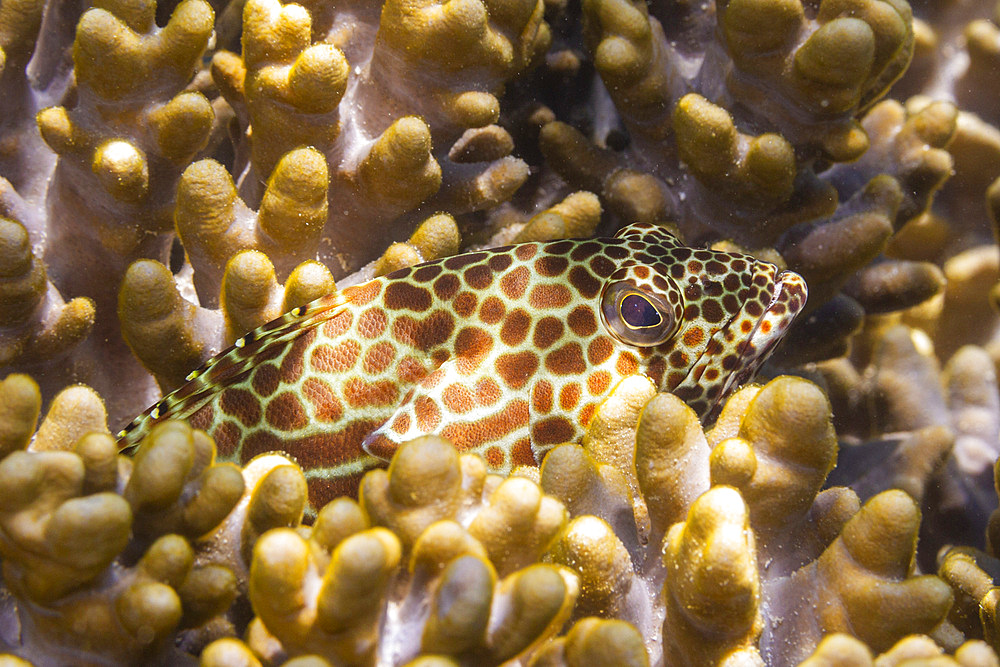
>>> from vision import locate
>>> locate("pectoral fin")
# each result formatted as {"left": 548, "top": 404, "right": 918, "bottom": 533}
{"left": 361, "top": 359, "right": 533, "bottom": 470}
{"left": 361, "top": 359, "right": 462, "bottom": 460}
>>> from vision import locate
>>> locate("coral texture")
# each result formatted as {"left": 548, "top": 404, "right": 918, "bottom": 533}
{"left": 0, "top": 372, "right": 988, "bottom": 665}
{"left": 2, "top": 0, "right": 1000, "bottom": 663}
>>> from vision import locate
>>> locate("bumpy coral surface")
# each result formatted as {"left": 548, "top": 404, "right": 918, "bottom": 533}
{"left": 3, "top": 0, "right": 1000, "bottom": 663}
{"left": 1, "top": 371, "right": 991, "bottom": 665}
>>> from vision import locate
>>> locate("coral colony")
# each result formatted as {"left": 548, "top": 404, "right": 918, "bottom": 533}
{"left": 1, "top": 0, "right": 1000, "bottom": 664}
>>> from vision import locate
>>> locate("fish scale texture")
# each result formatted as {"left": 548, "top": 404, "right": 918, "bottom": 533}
{"left": 118, "top": 223, "right": 806, "bottom": 509}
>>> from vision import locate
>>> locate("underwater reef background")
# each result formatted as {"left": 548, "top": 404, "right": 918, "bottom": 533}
{"left": 2, "top": 0, "right": 1000, "bottom": 664}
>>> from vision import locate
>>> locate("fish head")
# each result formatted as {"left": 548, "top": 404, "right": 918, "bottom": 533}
{"left": 600, "top": 223, "right": 808, "bottom": 420}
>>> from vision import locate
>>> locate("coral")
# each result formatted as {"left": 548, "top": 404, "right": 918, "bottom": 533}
{"left": 661, "top": 486, "right": 762, "bottom": 665}
{"left": 528, "top": 618, "right": 649, "bottom": 666}
{"left": 216, "top": 434, "right": 582, "bottom": 664}
{"left": 34, "top": 0, "right": 215, "bottom": 296}
{"left": 0, "top": 215, "right": 94, "bottom": 368}
{"left": 172, "top": 148, "right": 332, "bottom": 302}
{"left": 769, "top": 489, "right": 952, "bottom": 658}
{"left": 206, "top": 0, "right": 544, "bottom": 271}
{"left": 0, "top": 0, "right": 989, "bottom": 416}
{"left": 243, "top": 374, "right": 954, "bottom": 664}
{"left": 533, "top": 0, "right": 998, "bottom": 369}
{"left": 0, "top": 0, "right": 550, "bottom": 425}
{"left": 937, "top": 546, "right": 1000, "bottom": 647}
{"left": 248, "top": 526, "right": 404, "bottom": 663}
{"left": 124, "top": 420, "right": 246, "bottom": 545}
{"left": 816, "top": 318, "right": 1000, "bottom": 564}
{"left": 2, "top": 372, "right": 980, "bottom": 664}
{"left": 361, "top": 436, "right": 567, "bottom": 574}
{"left": 801, "top": 634, "right": 1000, "bottom": 666}
{"left": 118, "top": 251, "right": 337, "bottom": 391}
{"left": 2, "top": 0, "right": 1000, "bottom": 662}
{"left": 107, "top": 0, "right": 555, "bottom": 407}
{"left": 556, "top": 0, "right": 915, "bottom": 233}
{"left": 0, "top": 376, "right": 241, "bottom": 664}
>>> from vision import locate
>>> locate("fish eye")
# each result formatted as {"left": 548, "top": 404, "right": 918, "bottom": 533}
{"left": 601, "top": 281, "right": 680, "bottom": 347}
{"left": 620, "top": 293, "right": 662, "bottom": 329}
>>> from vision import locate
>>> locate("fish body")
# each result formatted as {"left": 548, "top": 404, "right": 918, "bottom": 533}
{"left": 118, "top": 223, "right": 807, "bottom": 506}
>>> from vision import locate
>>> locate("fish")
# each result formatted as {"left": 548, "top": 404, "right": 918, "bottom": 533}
{"left": 117, "top": 222, "right": 807, "bottom": 507}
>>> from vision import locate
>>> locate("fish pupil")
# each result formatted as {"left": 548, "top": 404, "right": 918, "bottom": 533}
{"left": 621, "top": 293, "right": 661, "bottom": 328}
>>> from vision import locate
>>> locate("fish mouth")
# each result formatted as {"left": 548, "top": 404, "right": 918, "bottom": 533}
{"left": 668, "top": 265, "right": 808, "bottom": 422}
{"left": 718, "top": 268, "right": 809, "bottom": 400}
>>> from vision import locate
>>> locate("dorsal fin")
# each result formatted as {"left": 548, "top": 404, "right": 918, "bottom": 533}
{"left": 116, "top": 290, "right": 351, "bottom": 451}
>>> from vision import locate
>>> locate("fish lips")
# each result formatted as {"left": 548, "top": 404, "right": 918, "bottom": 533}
{"left": 671, "top": 266, "right": 808, "bottom": 422}
{"left": 718, "top": 268, "right": 809, "bottom": 401}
